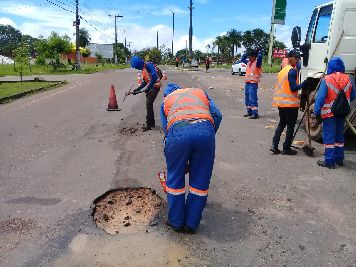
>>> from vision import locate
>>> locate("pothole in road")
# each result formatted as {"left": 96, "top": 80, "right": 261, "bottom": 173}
{"left": 92, "top": 187, "right": 163, "bottom": 235}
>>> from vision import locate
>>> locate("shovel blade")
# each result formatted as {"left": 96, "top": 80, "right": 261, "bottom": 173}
{"left": 302, "top": 144, "right": 314, "bottom": 157}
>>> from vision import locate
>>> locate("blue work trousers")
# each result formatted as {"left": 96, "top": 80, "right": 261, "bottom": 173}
{"left": 322, "top": 117, "right": 345, "bottom": 166}
{"left": 164, "top": 120, "right": 215, "bottom": 231}
{"left": 245, "top": 82, "right": 258, "bottom": 115}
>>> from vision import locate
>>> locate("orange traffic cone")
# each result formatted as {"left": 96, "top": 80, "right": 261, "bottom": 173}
{"left": 106, "top": 85, "right": 121, "bottom": 111}
{"left": 137, "top": 71, "right": 142, "bottom": 85}
{"left": 162, "top": 70, "right": 167, "bottom": 80}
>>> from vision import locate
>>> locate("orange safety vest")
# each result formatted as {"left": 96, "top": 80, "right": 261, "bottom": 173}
{"left": 164, "top": 88, "right": 214, "bottom": 131}
{"left": 272, "top": 65, "right": 300, "bottom": 108}
{"left": 321, "top": 72, "right": 352, "bottom": 119}
{"left": 142, "top": 63, "right": 162, "bottom": 89}
{"left": 244, "top": 60, "right": 262, "bottom": 83}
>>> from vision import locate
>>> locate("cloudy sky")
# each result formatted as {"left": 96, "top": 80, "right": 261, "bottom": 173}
{"left": 0, "top": 0, "right": 328, "bottom": 53}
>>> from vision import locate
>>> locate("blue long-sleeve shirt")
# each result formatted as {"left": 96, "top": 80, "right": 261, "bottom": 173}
{"left": 241, "top": 52, "right": 263, "bottom": 68}
{"left": 288, "top": 68, "right": 304, "bottom": 92}
{"left": 136, "top": 62, "right": 158, "bottom": 92}
{"left": 160, "top": 91, "right": 222, "bottom": 134}
{"left": 314, "top": 77, "right": 356, "bottom": 116}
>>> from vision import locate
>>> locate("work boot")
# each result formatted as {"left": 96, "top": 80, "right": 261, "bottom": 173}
{"left": 281, "top": 149, "right": 297, "bottom": 155}
{"left": 141, "top": 125, "right": 152, "bottom": 132}
{"left": 336, "top": 160, "right": 344, "bottom": 166}
{"left": 166, "top": 221, "right": 184, "bottom": 233}
{"left": 249, "top": 114, "right": 259, "bottom": 119}
{"left": 184, "top": 226, "right": 196, "bottom": 234}
{"left": 270, "top": 146, "right": 281, "bottom": 154}
{"left": 317, "top": 160, "right": 336, "bottom": 169}
{"left": 243, "top": 113, "right": 252, "bottom": 117}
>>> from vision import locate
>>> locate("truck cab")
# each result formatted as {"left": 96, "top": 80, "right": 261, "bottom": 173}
{"left": 293, "top": 0, "right": 356, "bottom": 140}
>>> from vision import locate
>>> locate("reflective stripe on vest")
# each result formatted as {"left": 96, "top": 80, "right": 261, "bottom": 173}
{"left": 142, "top": 64, "right": 162, "bottom": 89}
{"left": 164, "top": 88, "right": 214, "bottom": 131}
{"left": 244, "top": 60, "right": 261, "bottom": 83}
{"left": 272, "top": 65, "right": 300, "bottom": 108}
{"left": 321, "top": 72, "right": 352, "bottom": 119}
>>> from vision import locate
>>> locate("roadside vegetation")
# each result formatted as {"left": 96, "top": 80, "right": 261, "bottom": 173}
{"left": 0, "top": 81, "right": 65, "bottom": 103}
{"left": 0, "top": 63, "right": 129, "bottom": 77}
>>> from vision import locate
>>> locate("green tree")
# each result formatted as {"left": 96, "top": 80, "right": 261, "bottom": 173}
{"left": 79, "top": 28, "right": 91, "bottom": 47}
{"left": 160, "top": 44, "right": 172, "bottom": 64}
{"left": 0, "top": 25, "right": 22, "bottom": 57}
{"left": 81, "top": 48, "right": 91, "bottom": 63}
{"left": 273, "top": 40, "right": 286, "bottom": 50}
{"left": 242, "top": 28, "right": 269, "bottom": 52}
{"left": 136, "top": 47, "right": 162, "bottom": 64}
{"left": 114, "top": 43, "right": 131, "bottom": 63}
{"left": 14, "top": 42, "right": 30, "bottom": 82}
{"left": 95, "top": 52, "right": 104, "bottom": 66}
{"left": 35, "top": 32, "right": 72, "bottom": 69}
{"left": 227, "top": 28, "right": 243, "bottom": 57}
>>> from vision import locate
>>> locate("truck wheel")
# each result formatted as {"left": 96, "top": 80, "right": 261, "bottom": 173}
{"left": 305, "top": 103, "right": 322, "bottom": 142}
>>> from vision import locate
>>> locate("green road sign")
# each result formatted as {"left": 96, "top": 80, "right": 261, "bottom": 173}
{"left": 272, "top": 0, "right": 287, "bottom": 25}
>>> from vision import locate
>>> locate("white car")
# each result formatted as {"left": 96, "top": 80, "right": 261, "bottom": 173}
{"left": 231, "top": 60, "right": 247, "bottom": 75}
{"left": 190, "top": 59, "right": 199, "bottom": 68}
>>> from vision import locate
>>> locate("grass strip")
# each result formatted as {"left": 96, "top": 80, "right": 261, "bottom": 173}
{"left": 0, "top": 81, "right": 66, "bottom": 104}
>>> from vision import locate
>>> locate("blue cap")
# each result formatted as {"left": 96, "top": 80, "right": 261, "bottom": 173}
{"left": 327, "top": 56, "right": 345, "bottom": 74}
{"left": 164, "top": 83, "right": 181, "bottom": 97}
{"left": 130, "top": 55, "right": 144, "bottom": 70}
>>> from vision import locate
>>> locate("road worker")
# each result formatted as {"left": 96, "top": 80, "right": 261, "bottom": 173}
{"left": 271, "top": 49, "right": 306, "bottom": 155}
{"left": 243, "top": 50, "right": 263, "bottom": 119}
{"left": 314, "top": 57, "right": 355, "bottom": 168}
{"left": 130, "top": 55, "right": 162, "bottom": 131}
{"left": 160, "top": 83, "right": 222, "bottom": 233}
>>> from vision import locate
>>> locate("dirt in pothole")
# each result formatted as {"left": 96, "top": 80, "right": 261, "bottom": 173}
{"left": 92, "top": 187, "right": 163, "bottom": 235}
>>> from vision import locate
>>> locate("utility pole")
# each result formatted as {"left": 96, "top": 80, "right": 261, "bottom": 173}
{"left": 157, "top": 31, "right": 159, "bottom": 49}
{"left": 185, "top": 40, "right": 188, "bottom": 61}
{"left": 172, "top": 12, "right": 175, "bottom": 57}
{"left": 109, "top": 14, "right": 123, "bottom": 64}
{"left": 267, "top": 24, "right": 275, "bottom": 66}
{"left": 75, "top": 0, "right": 80, "bottom": 70}
{"left": 267, "top": 0, "right": 276, "bottom": 66}
{"left": 188, "top": 0, "right": 193, "bottom": 60}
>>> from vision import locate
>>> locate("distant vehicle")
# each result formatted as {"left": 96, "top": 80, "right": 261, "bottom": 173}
{"left": 231, "top": 60, "right": 247, "bottom": 76}
{"left": 190, "top": 59, "right": 199, "bottom": 68}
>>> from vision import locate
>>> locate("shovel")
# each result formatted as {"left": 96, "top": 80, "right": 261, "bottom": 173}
{"left": 302, "top": 96, "right": 314, "bottom": 157}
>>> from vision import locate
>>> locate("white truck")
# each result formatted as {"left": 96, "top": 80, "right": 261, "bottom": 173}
{"left": 291, "top": 0, "right": 356, "bottom": 140}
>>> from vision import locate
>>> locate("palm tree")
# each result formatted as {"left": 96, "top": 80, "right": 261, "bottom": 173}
{"left": 227, "top": 29, "right": 243, "bottom": 58}
{"left": 79, "top": 28, "right": 91, "bottom": 48}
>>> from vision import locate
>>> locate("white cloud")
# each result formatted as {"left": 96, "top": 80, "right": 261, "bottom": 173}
{"left": 275, "top": 25, "right": 292, "bottom": 49}
{"left": 0, "top": 17, "right": 17, "bottom": 27}
{"left": 0, "top": 1, "right": 215, "bottom": 54}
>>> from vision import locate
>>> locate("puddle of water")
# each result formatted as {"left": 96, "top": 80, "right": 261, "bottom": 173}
{"left": 92, "top": 187, "right": 163, "bottom": 235}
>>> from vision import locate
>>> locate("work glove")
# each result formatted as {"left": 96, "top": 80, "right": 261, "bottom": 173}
{"left": 132, "top": 88, "right": 141, "bottom": 95}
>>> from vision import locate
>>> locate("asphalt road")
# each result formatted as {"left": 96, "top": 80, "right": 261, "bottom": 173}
{"left": 0, "top": 67, "right": 355, "bottom": 266}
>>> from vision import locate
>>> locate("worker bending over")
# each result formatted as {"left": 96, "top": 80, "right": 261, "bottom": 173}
{"left": 271, "top": 50, "right": 306, "bottom": 155}
{"left": 242, "top": 50, "right": 263, "bottom": 119}
{"left": 130, "top": 55, "right": 162, "bottom": 131}
{"left": 314, "top": 57, "right": 355, "bottom": 168}
{"left": 160, "top": 83, "right": 222, "bottom": 233}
